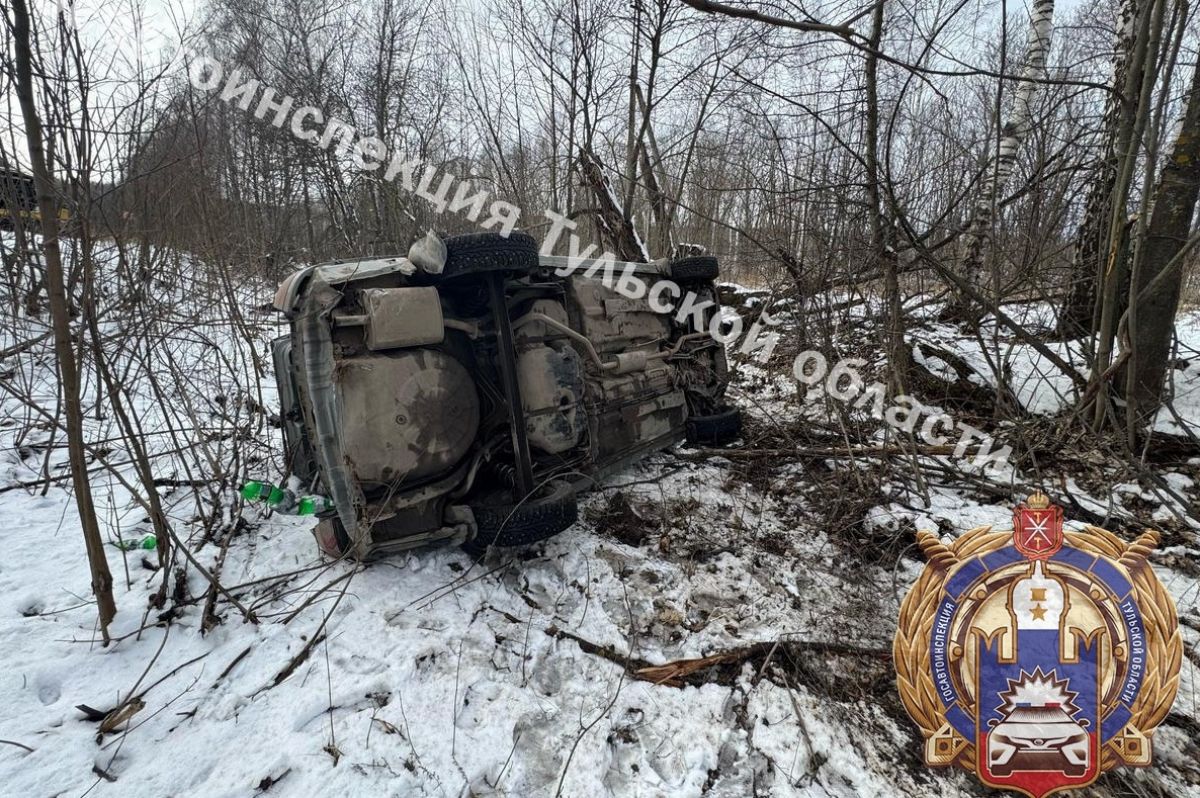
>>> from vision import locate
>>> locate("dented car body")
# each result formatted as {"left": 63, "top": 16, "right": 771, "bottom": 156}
{"left": 271, "top": 232, "right": 739, "bottom": 558}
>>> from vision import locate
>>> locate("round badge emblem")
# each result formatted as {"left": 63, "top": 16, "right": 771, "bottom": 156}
{"left": 894, "top": 492, "right": 1182, "bottom": 798}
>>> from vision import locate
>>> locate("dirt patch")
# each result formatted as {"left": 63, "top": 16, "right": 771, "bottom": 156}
{"left": 587, "top": 491, "right": 659, "bottom": 547}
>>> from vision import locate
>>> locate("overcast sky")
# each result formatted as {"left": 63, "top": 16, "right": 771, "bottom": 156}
{"left": 5, "top": 0, "right": 1101, "bottom": 175}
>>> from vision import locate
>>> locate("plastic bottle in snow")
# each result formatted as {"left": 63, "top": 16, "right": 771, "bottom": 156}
{"left": 294, "top": 495, "right": 334, "bottom": 515}
{"left": 241, "top": 481, "right": 332, "bottom": 516}
{"left": 241, "top": 480, "right": 289, "bottom": 507}
{"left": 112, "top": 534, "right": 157, "bottom": 551}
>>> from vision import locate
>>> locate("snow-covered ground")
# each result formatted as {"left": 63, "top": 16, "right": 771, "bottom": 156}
{"left": 0, "top": 257, "right": 1198, "bottom": 797}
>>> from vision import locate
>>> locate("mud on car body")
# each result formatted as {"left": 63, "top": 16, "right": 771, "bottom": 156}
{"left": 271, "top": 231, "right": 740, "bottom": 558}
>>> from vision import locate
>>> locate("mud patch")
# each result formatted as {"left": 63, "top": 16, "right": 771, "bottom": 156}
{"left": 588, "top": 491, "right": 659, "bottom": 547}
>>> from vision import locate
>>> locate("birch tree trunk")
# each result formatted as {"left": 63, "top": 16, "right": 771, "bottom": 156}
{"left": 947, "top": 0, "right": 1055, "bottom": 321}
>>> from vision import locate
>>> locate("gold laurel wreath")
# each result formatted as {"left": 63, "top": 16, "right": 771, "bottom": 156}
{"left": 894, "top": 525, "right": 1182, "bottom": 771}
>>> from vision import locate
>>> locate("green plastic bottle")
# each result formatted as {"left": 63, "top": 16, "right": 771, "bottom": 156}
{"left": 295, "top": 495, "right": 334, "bottom": 515}
{"left": 112, "top": 534, "right": 157, "bottom": 551}
{"left": 241, "top": 480, "right": 288, "bottom": 507}
{"left": 241, "top": 481, "right": 332, "bottom": 516}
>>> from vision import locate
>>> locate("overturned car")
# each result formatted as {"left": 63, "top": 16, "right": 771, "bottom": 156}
{"left": 271, "top": 231, "right": 741, "bottom": 558}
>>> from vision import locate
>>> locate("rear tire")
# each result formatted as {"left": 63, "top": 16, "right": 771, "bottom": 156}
{"left": 440, "top": 231, "right": 538, "bottom": 280}
{"left": 669, "top": 255, "right": 720, "bottom": 283}
{"left": 463, "top": 480, "right": 578, "bottom": 555}
{"left": 685, "top": 406, "right": 742, "bottom": 446}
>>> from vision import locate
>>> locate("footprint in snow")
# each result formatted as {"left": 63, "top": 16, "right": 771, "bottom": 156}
{"left": 35, "top": 675, "right": 61, "bottom": 706}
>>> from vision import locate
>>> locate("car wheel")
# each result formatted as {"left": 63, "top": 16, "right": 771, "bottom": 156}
{"left": 669, "top": 255, "right": 720, "bottom": 283}
{"left": 463, "top": 480, "right": 579, "bottom": 554}
{"left": 439, "top": 231, "right": 539, "bottom": 280}
{"left": 686, "top": 406, "right": 742, "bottom": 446}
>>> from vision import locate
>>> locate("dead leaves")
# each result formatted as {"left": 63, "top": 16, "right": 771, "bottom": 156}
{"left": 75, "top": 698, "right": 146, "bottom": 735}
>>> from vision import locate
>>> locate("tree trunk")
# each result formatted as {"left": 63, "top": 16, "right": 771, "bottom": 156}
{"left": 579, "top": 149, "right": 651, "bottom": 262}
{"left": 1120, "top": 57, "right": 1200, "bottom": 427}
{"left": 1090, "top": 0, "right": 1165, "bottom": 429}
{"left": 1057, "top": 0, "right": 1143, "bottom": 339}
{"left": 947, "top": 0, "right": 1055, "bottom": 322}
{"left": 863, "top": 0, "right": 906, "bottom": 391}
{"left": 10, "top": 0, "right": 117, "bottom": 641}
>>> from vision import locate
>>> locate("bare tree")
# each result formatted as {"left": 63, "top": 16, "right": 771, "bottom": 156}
{"left": 1121, "top": 55, "right": 1200, "bottom": 429}
{"left": 1057, "top": 0, "right": 1143, "bottom": 338}
{"left": 944, "top": 0, "right": 1057, "bottom": 322}
{"left": 6, "top": 0, "right": 117, "bottom": 640}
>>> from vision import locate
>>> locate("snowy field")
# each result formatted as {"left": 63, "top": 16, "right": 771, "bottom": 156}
{"left": 0, "top": 257, "right": 1198, "bottom": 797}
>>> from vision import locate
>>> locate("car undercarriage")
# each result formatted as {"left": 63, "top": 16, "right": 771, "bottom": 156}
{"left": 271, "top": 231, "right": 740, "bottom": 558}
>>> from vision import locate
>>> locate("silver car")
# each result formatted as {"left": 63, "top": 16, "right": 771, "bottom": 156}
{"left": 271, "top": 231, "right": 740, "bottom": 558}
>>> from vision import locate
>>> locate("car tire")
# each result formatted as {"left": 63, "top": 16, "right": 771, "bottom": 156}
{"left": 669, "top": 255, "right": 720, "bottom": 283}
{"left": 463, "top": 480, "right": 579, "bottom": 554}
{"left": 440, "top": 231, "right": 538, "bottom": 280}
{"left": 686, "top": 406, "right": 742, "bottom": 446}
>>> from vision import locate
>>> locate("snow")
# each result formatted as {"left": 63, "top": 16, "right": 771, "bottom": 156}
{"left": 0, "top": 246, "right": 1198, "bottom": 796}
{"left": 910, "top": 344, "right": 957, "bottom": 383}
{"left": 0, "top": 456, "right": 920, "bottom": 797}
{"left": 1154, "top": 311, "right": 1200, "bottom": 435}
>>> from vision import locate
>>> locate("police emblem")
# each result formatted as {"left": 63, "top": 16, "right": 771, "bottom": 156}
{"left": 894, "top": 492, "right": 1182, "bottom": 797}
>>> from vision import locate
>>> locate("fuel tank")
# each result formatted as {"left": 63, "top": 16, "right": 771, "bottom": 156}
{"left": 334, "top": 350, "right": 479, "bottom": 487}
